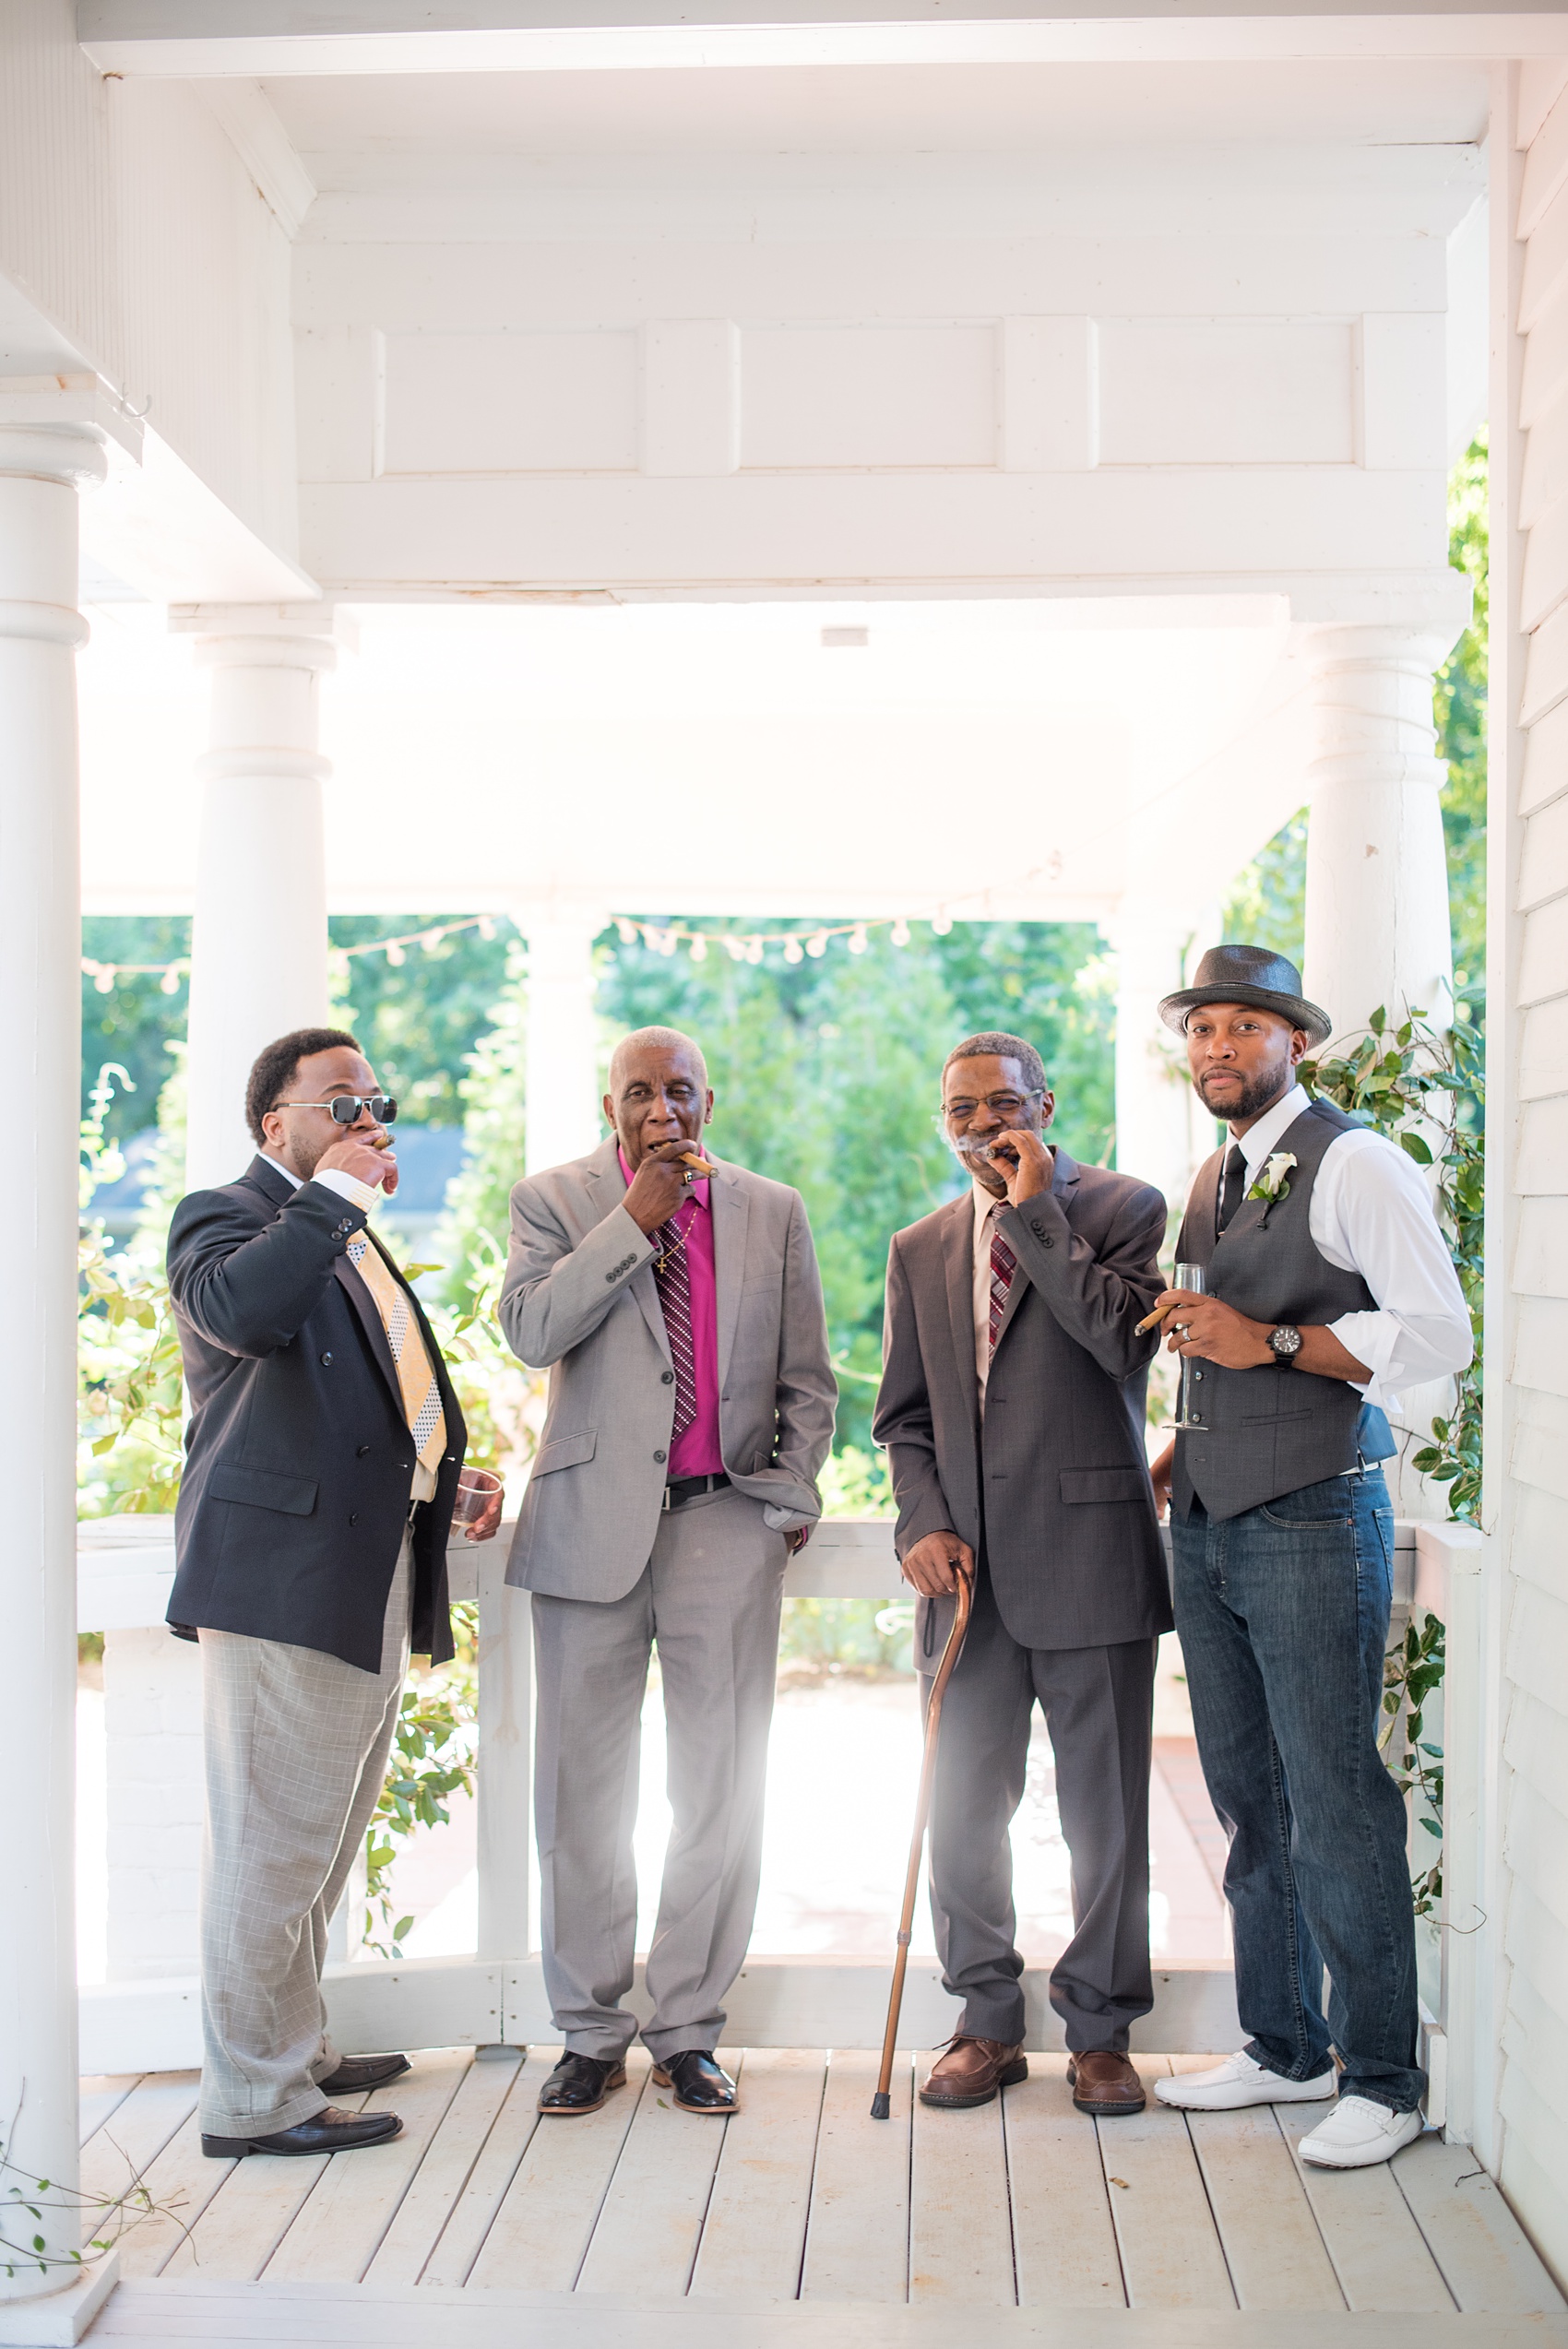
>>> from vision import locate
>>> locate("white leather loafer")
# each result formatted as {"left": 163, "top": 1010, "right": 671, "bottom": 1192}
{"left": 1155, "top": 2051, "right": 1337, "bottom": 2110}
{"left": 1298, "top": 2095, "right": 1423, "bottom": 2169}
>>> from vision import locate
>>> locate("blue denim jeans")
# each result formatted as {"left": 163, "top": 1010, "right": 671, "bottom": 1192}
{"left": 1172, "top": 1467, "right": 1424, "bottom": 2112}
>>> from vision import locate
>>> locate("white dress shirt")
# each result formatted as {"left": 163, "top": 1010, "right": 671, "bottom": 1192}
{"left": 264, "top": 1151, "right": 437, "bottom": 1501}
{"left": 1194, "top": 1083, "right": 1472, "bottom": 1412}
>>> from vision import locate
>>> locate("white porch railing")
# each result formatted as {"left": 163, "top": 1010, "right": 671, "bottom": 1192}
{"left": 77, "top": 1513, "right": 1468, "bottom": 2082}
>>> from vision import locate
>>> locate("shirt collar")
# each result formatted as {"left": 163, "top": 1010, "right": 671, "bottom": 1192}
{"left": 263, "top": 1152, "right": 303, "bottom": 1189}
{"left": 1231, "top": 1082, "right": 1310, "bottom": 1176}
{"left": 618, "top": 1143, "right": 709, "bottom": 1210}
{"left": 971, "top": 1177, "right": 1007, "bottom": 1228}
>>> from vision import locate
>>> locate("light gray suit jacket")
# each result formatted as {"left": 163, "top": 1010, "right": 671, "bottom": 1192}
{"left": 499, "top": 1136, "right": 837, "bottom": 1602}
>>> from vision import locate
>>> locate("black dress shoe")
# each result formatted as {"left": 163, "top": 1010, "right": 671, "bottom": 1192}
{"left": 650, "top": 2051, "right": 738, "bottom": 2113}
{"left": 202, "top": 2105, "right": 404, "bottom": 2159}
{"left": 537, "top": 2052, "right": 628, "bottom": 2116}
{"left": 315, "top": 2052, "right": 410, "bottom": 2096}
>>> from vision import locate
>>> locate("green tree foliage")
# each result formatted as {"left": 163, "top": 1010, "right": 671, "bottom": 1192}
{"left": 592, "top": 918, "right": 1114, "bottom": 1450}
{"left": 80, "top": 917, "right": 191, "bottom": 1141}
{"left": 327, "top": 918, "right": 510, "bottom": 1123}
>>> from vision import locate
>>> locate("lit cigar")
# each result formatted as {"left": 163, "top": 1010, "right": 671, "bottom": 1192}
{"left": 678, "top": 1148, "right": 718, "bottom": 1177}
{"left": 368, "top": 1133, "right": 394, "bottom": 1151}
{"left": 1135, "top": 1303, "right": 1176, "bottom": 1335}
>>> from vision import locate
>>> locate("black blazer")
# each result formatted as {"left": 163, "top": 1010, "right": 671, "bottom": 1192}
{"left": 165, "top": 1155, "right": 465, "bottom": 1671}
{"left": 873, "top": 1149, "right": 1172, "bottom": 1652}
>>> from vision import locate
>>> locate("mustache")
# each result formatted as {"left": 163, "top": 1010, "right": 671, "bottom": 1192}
{"left": 951, "top": 1132, "right": 1024, "bottom": 1161}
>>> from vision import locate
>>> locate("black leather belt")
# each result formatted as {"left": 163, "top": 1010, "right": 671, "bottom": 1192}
{"left": 662, "top": 1472, "right": 731, "bottom": 1511}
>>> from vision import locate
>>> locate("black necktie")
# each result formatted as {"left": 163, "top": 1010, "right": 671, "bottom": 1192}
{"left": 1217, "top": 1144, "right": 1245, "bottom": 1236}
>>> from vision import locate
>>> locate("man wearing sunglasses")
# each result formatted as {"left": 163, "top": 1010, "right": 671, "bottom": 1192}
{"left": 166, "top": 1028, "right": 502, "bottom": 2163}
{"left": 873, "top": 1032, "right": 1169, "bottom": 2118}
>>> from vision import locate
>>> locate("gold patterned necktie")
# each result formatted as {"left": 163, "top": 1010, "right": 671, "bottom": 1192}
{"left": 345, "top": 1228, "right": 447, "bottom": 1475}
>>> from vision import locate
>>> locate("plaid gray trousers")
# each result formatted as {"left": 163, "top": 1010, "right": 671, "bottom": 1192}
{"left": 196, "top": 1535, "right": 411, "bottom": 2136}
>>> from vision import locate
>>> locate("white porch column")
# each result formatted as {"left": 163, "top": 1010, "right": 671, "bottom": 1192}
{"left": 0, "top": 416, "right": 104, "bottom": 2307}
{"left": 519, "top": 915, "right": 606, "bottom": 1175}
{"left": 172, "top": 605, "right": 352, "bottom": 1194}
{"left": 1110, "top": 906, "right": 1222, "bottom": 1219}
{"left": 1301, "top": 621, "right": 1462, "bottom": 1039}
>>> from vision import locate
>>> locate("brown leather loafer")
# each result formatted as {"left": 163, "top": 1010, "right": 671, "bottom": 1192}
{"left": 919, "top": 2036, "right": 1028, "bottom": 2109}
{"left": 1066, "top": 2051, "right": 1146, "bottom": 2116}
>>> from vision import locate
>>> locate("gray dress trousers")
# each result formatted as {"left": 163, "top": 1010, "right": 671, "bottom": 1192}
{"left": 197, "top": 1534, "right": 411, "bottom": 2136}
{"left": 530, "top": 1483, "right": 788, "bottom": 2064}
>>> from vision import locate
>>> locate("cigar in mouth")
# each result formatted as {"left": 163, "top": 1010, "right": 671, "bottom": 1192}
{"left": 369, "top": 1133, "right": 395, "bottom": 1151}
{"left": 678, "top": 1148, "right": 718, "bottom": 1177}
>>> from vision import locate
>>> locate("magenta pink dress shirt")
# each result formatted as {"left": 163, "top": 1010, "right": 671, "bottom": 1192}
{"left": 620, "top": 1146, "right": 725, "bottom": 1479}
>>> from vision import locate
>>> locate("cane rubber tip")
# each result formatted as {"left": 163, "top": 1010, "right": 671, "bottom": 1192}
{"left": 870, "top": 2093, "right": 891, "bottom": 2120}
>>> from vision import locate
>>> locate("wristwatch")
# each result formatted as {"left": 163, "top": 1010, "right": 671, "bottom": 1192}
{"left": 1268, "top": 1323, "right": 1303, "bottom": 1365}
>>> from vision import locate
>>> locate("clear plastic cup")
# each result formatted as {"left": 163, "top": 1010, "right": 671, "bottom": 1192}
{"left": 452, "top": 1466, "right": 503, "bottom": 1524}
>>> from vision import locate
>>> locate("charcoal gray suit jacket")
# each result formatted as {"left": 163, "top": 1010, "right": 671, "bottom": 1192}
{"left": 873, "top": 1149, "right": 1172, "bottom": 1652}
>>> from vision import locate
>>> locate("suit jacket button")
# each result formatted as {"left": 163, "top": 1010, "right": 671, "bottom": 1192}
{"left": 654, "top": 1449, "right": 667, "bottom": 1464}
{"left": 357, "top": 1443, "right": 371, "bottom": 1457}
{"left": 349, "top": 1511, "right": 359, "bottom": 1525}
{"left": 661, "top": 1370, "right": 674, "bottom": 1384}
{"left": 320, "top": 1351, "right": 333, "bottom": 1366}
{"left": 1031, "top": 1220, "right": 1046, "bottom": 1236}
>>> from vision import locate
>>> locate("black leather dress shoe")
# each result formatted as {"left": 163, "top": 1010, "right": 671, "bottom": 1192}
{"left": 537, "top": 2052, "right": 628, "bottom": 2115}
{"left": 202, "top": 2105, "right": 404, "bottom": 2159}
{"left": 316, "top": 2052, "right": 410, "bottom": 2096}
{"left": 650, "top": 2051, "right": 738, "bottom": 2113}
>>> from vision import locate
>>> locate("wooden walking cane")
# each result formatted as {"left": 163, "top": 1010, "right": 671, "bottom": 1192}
{"left": 870, "top": 1563, "right": 973, "bottom": 2119}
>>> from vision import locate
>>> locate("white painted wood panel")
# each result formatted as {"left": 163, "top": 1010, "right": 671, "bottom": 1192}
{"left": 1095, "top": 2091, "right": 1235, "bottom": 2310}
{"left": 1361, "top": 312, "right": 1448, "bottom": 471}
{"left": 1520, "top": 689, "right": 1568, "bottom": 815}
{"left": 1519, "top": 996, "right": 1568, "bottom": 1097}
{"left": 1517, "top": 792, "right": 1568, "bottom": 907}
{"left": 1284, "top": 2097, "right": 1455, "bottom": 2314}
{"left": 1513, "top": 1296, "right": 1568, "bottom": 1397}
{"left": 1186, "top": 2104, "right": 1343, "bottom": 2311}
{"left": 1097, "top": 319, "right": 1355, "bottom": 468}
{"left": 740, "top": 324, "right": 998, "bottom": 471}
{"left": 641, "top": 320, "right": 739, "bottom": 478}
{"left": 688, "top": 2048, "right": 822, "bottom": 2303}
{"left": 362, "top": 2052, "right": 523, "bottom": 2287}
{"left": 908, "top": 2073, "right": 1015, "bottom": 2304}
{"left": 1396, "top": 2132, "right": 1568, "bottom": 2313}
{"left": 574, "top": 2048, "right": 740, "bottom": 2297}
{"left": 261, "top": 2053, "right": 470, "bottom": 2285}
{"left": 798, "top": 2049, "right": 910, "bottom": 2305}
{"left": 466, "top": 2049, "right": 651, "bottom": 2294}
{"left": 999, "top": 317, "right": 1095, "bottom": 474}
{"left": 417, "top": 2049, "right": 552, "bottom": 2288}
{"left": 1513, "top": 1198, "right": 1568, "bottom": 1297}
{"left": 376, "top": 329, "right": 640, "bottom": 476}
{"left": 1515, "top": 1095, "right": 1568, "bottom": 1194}
{"left": 1004, "top": 2058, "right": 1124, "bottom": 2309}
{"left": 1519, "top": 593, "right": 1568, "bottom": 727}
{"left": 113, "top": 2110, "right": 237, "bottom": 2281}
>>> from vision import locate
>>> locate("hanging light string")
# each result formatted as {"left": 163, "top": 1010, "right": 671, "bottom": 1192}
{"left": 81, "top": 914, "right": 503, "bottom": 997}
{"left": 79, "top": 906, "right": 979, "bottom": 994}
{"left": 612, "top": 913, "right": 946, "bottom": 965}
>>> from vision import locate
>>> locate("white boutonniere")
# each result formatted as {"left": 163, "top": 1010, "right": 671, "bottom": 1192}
{"left": 1245, "top": 1151, "right": 1297, "bottom": 1206}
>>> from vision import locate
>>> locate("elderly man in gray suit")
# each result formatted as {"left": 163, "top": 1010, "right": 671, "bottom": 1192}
{"left": 500, "top": 1026, "right": 836, "bottom": 2118}
{"left": 873, "top": 1031, "right": 1170, "bottom": 2117}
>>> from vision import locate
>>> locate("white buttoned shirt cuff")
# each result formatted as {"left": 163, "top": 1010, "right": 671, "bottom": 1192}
{"left": 1208, "top": 1083, "right": 1473, "bottom": 1413}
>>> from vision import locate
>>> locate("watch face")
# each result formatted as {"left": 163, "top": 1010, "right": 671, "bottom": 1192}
{"left": 1271, "top": 1324, "right": 1302, "bottom": 1358}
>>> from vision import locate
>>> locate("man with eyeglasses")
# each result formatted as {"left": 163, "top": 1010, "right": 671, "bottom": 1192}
{"left": 166, "top": 1027, "right": 502, "bottom": 2162}
{"left": 499, "top": 1026, "right": 835, "bottom": 2118}
{"left": 873, "top": 1031, "right": 1170, "bottom": 2117}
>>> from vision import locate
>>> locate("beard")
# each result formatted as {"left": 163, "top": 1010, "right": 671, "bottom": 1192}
{"left": 1196, "top": 1062, "right": 1292, "bottom": 1123}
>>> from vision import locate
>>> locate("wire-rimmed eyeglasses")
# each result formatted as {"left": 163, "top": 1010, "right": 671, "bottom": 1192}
{"left": 273, "top": 1095, "right": 398, "bottom": 1126}
{"left": 935, "top": 1089, "right": 1044, "bottom": 1132}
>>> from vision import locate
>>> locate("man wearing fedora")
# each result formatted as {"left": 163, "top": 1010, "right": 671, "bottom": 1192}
{"left": 1146, "top": 945, "right": 1470, "bottom": 2169}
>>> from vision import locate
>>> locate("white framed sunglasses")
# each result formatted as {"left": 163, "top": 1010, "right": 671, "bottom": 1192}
{"left": 273, "top": 1094, "right": 398, "bottom": 1126}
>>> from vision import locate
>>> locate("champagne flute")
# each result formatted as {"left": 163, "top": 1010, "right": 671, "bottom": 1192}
{"left": 1167, "top": 1261, "right": 1207, "bottom": 1430}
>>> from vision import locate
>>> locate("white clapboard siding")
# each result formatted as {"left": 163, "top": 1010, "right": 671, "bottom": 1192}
{"left": 1501, "top": 70, "right": 1568, "bottom": 2292}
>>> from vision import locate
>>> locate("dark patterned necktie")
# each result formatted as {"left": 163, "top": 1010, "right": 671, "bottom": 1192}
{"left": 988, "top": 1222, "right": 1017, "bottom": 1353}
{"left": 1217, "top": 1143, "right": 1246, "bottom": 1236}
{"left": 651, "top": 1213, "right": 698, "bottom": 1440}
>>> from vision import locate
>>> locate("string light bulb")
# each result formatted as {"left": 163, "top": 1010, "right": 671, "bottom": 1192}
{"left": 420, "top": 928, "right": 445, "bottom": 953}
{"left": 848, "top": 924, "right": 868, "bottom": 955}
{"left": 806, "top": 931, "right": 828, "bottom": 959}
{"left": 931, "top": 913, "right": 953, "bottom": 936}
{"left": 689, "top": 935, "right": 707, "bottom": 962}
{"left": 617, "top": 918, "right": 638, "bottom": 944}
{"left": 891, "top": 918, "right": 910, "bottom": 947}
{"left": 94, "top": 969, "right": 115, "bottom": 994}
{"left": 784, "top": 937, "right": 804, "bottom": 965}
{"left": 659, "top": 929, "right": 679, "bottom": 957}
{"left": 478, "top": 916, "right": 496, "bottom": 941}
{"left": 160, "top": 967, "right": 182, "bottom": 996}
{"left": 385, "top": 942, "right": 407, "bottom": 966}
{"left": 746, "top": 936, "right": 765, "bottom": 964}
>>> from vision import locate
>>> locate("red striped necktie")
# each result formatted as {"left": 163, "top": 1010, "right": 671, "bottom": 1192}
{"left": 989, "top": 1220, "right": 1016, "bottom": 1353}
{"left": 651, "top": 1210, "right": 698, "bottom": 1439}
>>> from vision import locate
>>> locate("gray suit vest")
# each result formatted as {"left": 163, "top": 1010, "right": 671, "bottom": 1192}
{"left": 1172, "top": 1097, "right": 1395, "bottom": 1523}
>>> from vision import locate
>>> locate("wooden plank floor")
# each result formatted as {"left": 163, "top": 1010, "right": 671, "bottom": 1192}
{"left": 79, "top": 2051, "right": 1566, "bottom": 2331}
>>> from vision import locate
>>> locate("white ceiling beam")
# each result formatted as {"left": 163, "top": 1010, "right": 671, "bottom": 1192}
{"left": 76, "top": 5, "right": 1568, "bottom": 77}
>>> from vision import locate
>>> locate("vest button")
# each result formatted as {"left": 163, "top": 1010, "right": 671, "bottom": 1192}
{"left": 349, "top": 1511, "right": 359, "bottom": 1525}
{"left": 661, "top": 1370, "right": 674, "bottom": 1384}
{"left": 1194, "top": 1370, "right": 1205, "bottom": 1381}
{"left": 320, "top": 1351, "right": 333, "bottom": 1366}
{"left": 654, "top": 1449, "right": 667, "bottom": 1464}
